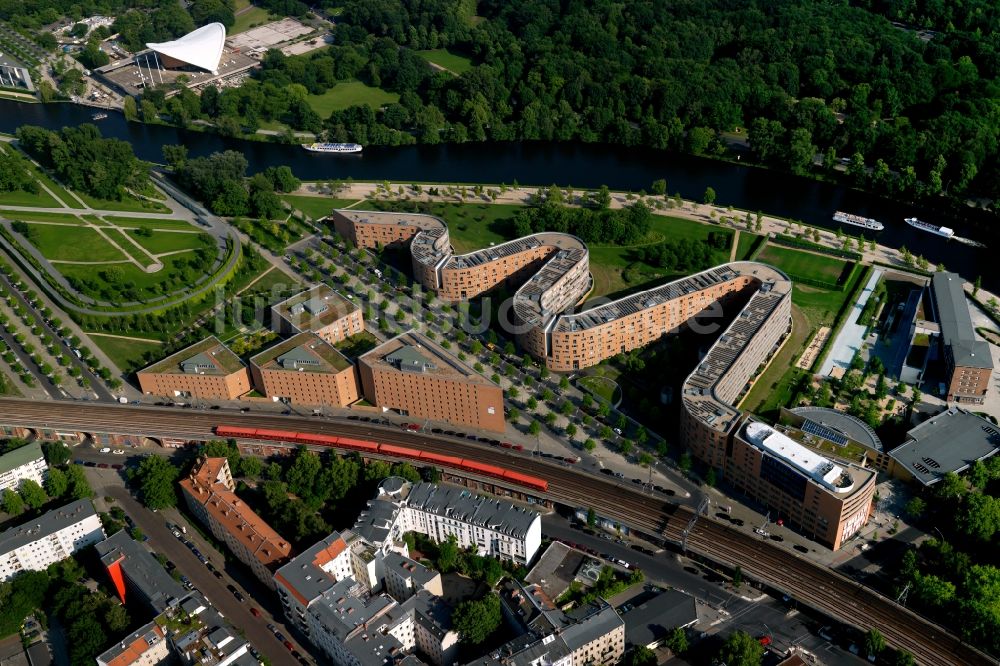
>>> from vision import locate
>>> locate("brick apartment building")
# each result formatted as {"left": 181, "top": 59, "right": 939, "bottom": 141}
{"left": 250, "top": 332, "right": 360, "bottom": 407}
{"left": 931, "top": 272, "right": 993, "bottom": 404}
{"left": 357, "top": 330, "right": 505, "bottom": 432}
{"left": 136, "top": 337, "right": 250, "bottom": 401}
{"left": 271, "top": 283, "right": 364, "bottom": 345}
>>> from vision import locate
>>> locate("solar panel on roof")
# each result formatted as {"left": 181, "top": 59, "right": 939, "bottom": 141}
{"left": 802, "top": 420, "right": 849, "bottom": 446}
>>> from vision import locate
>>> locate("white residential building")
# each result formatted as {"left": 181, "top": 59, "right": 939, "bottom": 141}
{"left": 353, "top": 479, "right": 542, "bottom": 565}
{"left": 0, "top": 499, "right": 105, "bottom": 581}
{"left": 0, "top": 441, "right": 47, "bottom": 492}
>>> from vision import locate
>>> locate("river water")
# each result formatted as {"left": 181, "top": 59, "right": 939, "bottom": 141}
{"left": 1, "top": 100, "right": 995, "bottom": 289}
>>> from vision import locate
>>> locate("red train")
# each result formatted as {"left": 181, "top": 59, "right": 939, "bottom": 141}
{"left": 214, "top": 425, "right": 548, "bottom": 493}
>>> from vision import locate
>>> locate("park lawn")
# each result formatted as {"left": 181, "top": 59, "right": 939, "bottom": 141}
{"left": 125, "top": 229, "right": 211, "bottom": 255}
{"left": 305, "top": 80, "right": 400, "bottom": 116}
{"left": 282, "top": 195, "right": 359, "bottom": 220}
{"left": 741, "top": 305, "right": 811, "bottom": 415}
{"left": 89, "top": 335, "right": 162, "bottom": 371}
{"left": 735, "top": 231, "right": 764, "bottom": 260}
{"left": 0, "top": 187, "right": 59, "bottom": 207}
{"left": 577, "top": 375, "right": 620, "bottom": 404}
{"left": 792, "top": 264, "right": 863, "bottom": 327}
{"left": 11, "top": 211, "right": 85, "bottom": 223}
{"left": 238, "top": 265, "right": 303, "bottom": 297}
{"left": 25, "top": 224, "right": 127, "bottom": 262}
{"left": 73, "top": 191, "right": 170, "bottom": 213}
{"left": 104, "top": 216, "right": 202, "bottom": 231}
{"left": 231, "top": 5, "right": 272, "bottom": 34}
{"left": 756, "top": 245, "right": 847, "bottom": 284}
{"left": 417, "top": 49, "right": 474, "bottom": 74}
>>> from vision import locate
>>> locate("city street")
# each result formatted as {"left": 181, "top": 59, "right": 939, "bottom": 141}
{"left": 82, "top": 465, "right": 307, "bottom": 666}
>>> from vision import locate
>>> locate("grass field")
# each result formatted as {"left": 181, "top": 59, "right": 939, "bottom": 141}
{"left": 735, "top": 232, "right": 764, "bottom": 260}
{"left": 305, "top": 80, "right": 400, "bottom": 116}
{"left": 25, "top": 224, "right": 126, "bottom": 262}
{"left": 103, "top": 216, "right": 203, "bottom": 230}
{"left": 74, "top": 191, "right": 170, "bottom": 213}
{"left": 12, "top": 211, "right": 85, "bottom": 223}
{"left": 417, "top": 49, "right": 474, "bottom": 74}
{"left": 0, "top": 187, "right": 59, "bottom": 207}
{"left": 126, "top": 229, "right": 210, "bottom": 255}
{"left": 231, "top": 3, "right": 272, "bottom": 34}
{"left": 577, "top": 375, "right": 620, "bottom": 405}
{"left": 238, "top": 265, "right": 303, "bottom": 297}
{"left": 89, "top": 335, "right": 162, "bottom": 371}
{"left": 757, "top": 245, "right": 847, "bottom": 284}
{"left": 57, "top": 252, "right": 199, "bottom": 294}
{"left": 282, "top": 195, "right": 359, "bottom": 220}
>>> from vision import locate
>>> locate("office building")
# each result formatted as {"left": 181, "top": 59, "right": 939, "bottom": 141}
{"left": 888, "top": 407, "right": 1000, "bottom": 486}
{"left": 0, "top": 53, "right": 33, "bottom": 90}
{"left": 96, "top": 622, "right": 171, "bottom": 666}
{"left": 0, "top": 499, "right": 105, "bottom": 580}
{"left": 931, "top": 272, "right": 993, "bottom": 404}
{"left": 96, "top": 530, "right": 187, "bottom": 614}
{"left": 137, "top": 336, "right": 251, "bottom": 401}
{"left": 250, "top": 332, "right": 360, "bottom": 407}
{"left": 271, "top": 284, "right": 364, "bottom": 345}
{"left": 0, "top": 441, "right": 47, "bottom": 492}
{"left": 728, "top": 422, "right": 877, "bottom": 550}
{"left": 357, "top": 331, "right": 505, "bottom": 433}
{"left": 179, "top": 458, "right": 291, "bottom": 587}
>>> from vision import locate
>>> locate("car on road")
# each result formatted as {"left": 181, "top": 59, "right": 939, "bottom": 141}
{"left": 99, "top": 447, "right": 111, "bottom": 453}
{"left": 599, "top": 468, "right": 614, "bottom": 476}
{"left": 97, "top": 463, "right": 109, "bottom": 469}
{"left": 84, "top": 461, "right": 96, "bottom": 466}
{"left": 284, "top": 641, "right": 294, "bottom": 651}
{"left": 275, "top": 632, "right": 287, "bottom": 643}
{"left": 613, "top": 428, "right": 623, "bottom": 436}
{"left": 757, "top": 635, "right": 772, "bottom": 647}
{"left": 73, "top": 460, "right": 84, "bottom": 465}
{"left": 793, "top": 544, "right": 809, "bottom": 554}
{"left": 754, "top": 528, "right": 770, "bottom": 537}
{"left": 267, "top": 624, "right": 277, "bottom": 633}
{"left": 112, "top": 449, "right": 125, "bottom": 455}
{"left": 213, "top": 570, "right": 224, "bottom": 580}
{"left": 615, "top": 471, "right": 625, "bottom": 478}
{"left": 233, "top": 590, "right": 245, "bottom": 602}
{"left": 250, "top": 608, "right": 261, "bottom": 617}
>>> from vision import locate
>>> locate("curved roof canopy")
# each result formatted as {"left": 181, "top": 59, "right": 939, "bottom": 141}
{"left": 147, "top": 22, "right": 226, "bottom": 73}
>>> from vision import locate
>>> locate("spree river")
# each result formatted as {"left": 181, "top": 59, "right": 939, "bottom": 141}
{"left": 2, "top": 100, "right": 996, "bottom": 290}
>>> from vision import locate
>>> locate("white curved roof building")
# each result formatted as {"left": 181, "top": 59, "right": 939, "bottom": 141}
{"left": 147, "top": 22, "right": 226, "bottom": 73}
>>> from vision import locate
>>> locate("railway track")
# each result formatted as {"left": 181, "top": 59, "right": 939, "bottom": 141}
{"left": 1, "top": 399, "right": 993, "bottom": 666}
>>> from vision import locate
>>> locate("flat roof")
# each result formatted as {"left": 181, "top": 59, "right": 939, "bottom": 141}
{"left": 0, "top": 499, "right": 98, "bottom": 554}
{"left": 745, "top": 422, "right": 849, "bottom": 490}
{"left": 931, "top": 272, "right": 993, "bottom": 369}
{"left": 681, "top": 262, "right": 792, "bottom": 435}
{"left": 274, "top": 531, "right": 349, "bottom": 607}
{"left": 359, "top": 330, "right": 494, "bottom": 386}
{"left": 889, "top": 408, "right": 1000, "bottom": 485}
{"left": 140, "top": 336, "right": 245, "bottom": 376}
{"left": 402, "top": 482, "right": 539, "bottom": 538}
{"left": 0, "top": 441, "right": 44, "bottom": 475}
{"left": 622, "top": 589, "right": 698, "bottom": 649}
{"left": 273, "top": 284, "right": 358, "bottom": 333}
{"left": 251, "top": 331, "right": 352, "bottom": 373}
{"left": 95, "top": 531, "right": 187, "bottom": 612}
{"left": 789, "top": 406, "right": 883, "bottom": 451}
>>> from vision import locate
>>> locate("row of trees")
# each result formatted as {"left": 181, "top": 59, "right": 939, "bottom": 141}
{"left": 636, "top": 234, "right": 730, "bottom": 273}
{"left": 16, "top": 125, "right": 149, "bottom": 202}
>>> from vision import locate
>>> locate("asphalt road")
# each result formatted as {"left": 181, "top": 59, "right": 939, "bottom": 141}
{"left": 86, "top": 467, "right": 305, "bottom": 666}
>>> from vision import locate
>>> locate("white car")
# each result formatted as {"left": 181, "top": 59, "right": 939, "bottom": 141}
{"left": 99, "top": 447, "right": 111, "bottom": 453}
{"left": 112, "top": 449, "right": 125, "bottom": 455}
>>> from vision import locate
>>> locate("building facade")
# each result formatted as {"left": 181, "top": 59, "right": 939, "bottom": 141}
{"left": 250, "top": 332, "right": 360, "bottom": 407}
{"left": 0, "top": 499, "right": 105, "bottom": 580}
{"left": 271, "top": 284, "right": 364, "bottom": 345}
{"left": 931, "top": 272, "right": 993, "bottom": 404}
{"left": 180, "top": 458, "right": 292, "bottom": 587}
{"left": 137, "top": 336, "right": 251, "bottom": 401}
{"left": 0, "top": 441, "right": 47, "bottom": 492}
{"left": 357, "top": 331, "right": 505, "bottom": 433}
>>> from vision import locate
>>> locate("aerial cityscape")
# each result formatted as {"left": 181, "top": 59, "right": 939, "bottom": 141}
{"left": 0, "top": 2, "right": 997, "bottom": 666}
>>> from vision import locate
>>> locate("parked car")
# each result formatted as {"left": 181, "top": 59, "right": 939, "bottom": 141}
{"left": 250, "top": 608, "right": 261, "bottom": 618}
